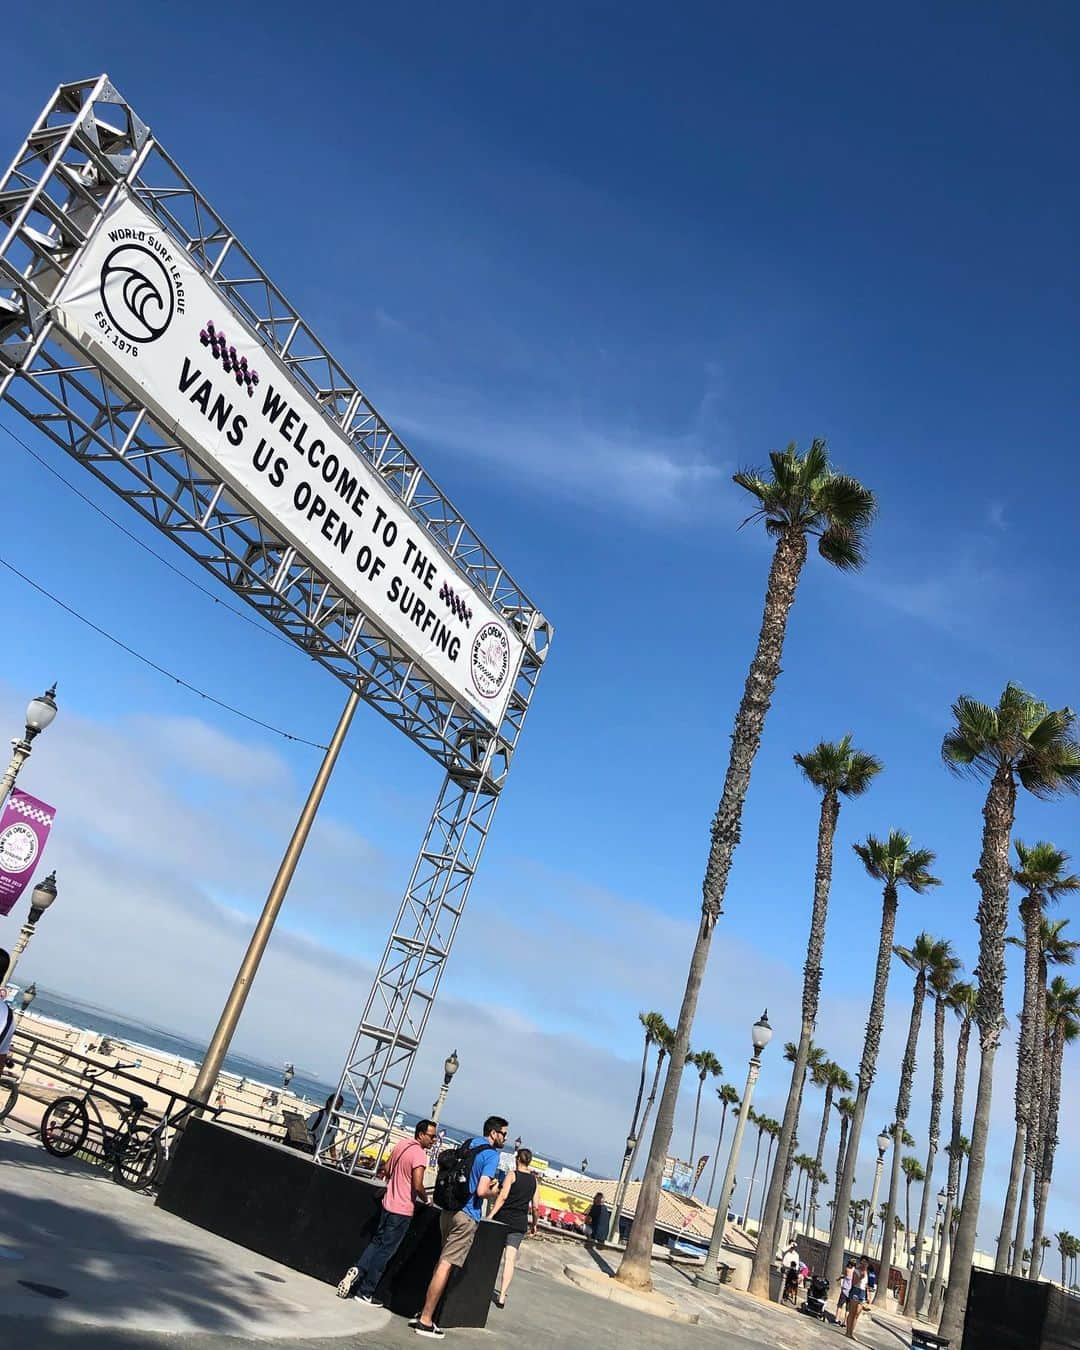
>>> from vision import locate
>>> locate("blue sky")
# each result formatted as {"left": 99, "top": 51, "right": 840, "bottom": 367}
{"left": 3, "top": 4, "right": 1080, "bottom": 1244}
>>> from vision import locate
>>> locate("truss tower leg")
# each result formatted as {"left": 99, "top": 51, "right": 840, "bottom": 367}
{"left": 320, "top": 768, "right": 498, "bottom": 1169}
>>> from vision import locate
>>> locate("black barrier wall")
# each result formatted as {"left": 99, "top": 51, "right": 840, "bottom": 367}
{"left": 963, "top": 1269, "right": 1080, "bottom": 1350}
{"left": 156, "top": 1119, "right": 503, "bottom": 1328}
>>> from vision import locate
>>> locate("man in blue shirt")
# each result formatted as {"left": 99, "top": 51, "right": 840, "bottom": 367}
{"left": 412, "top": 1115, "right": 508, "bottom": 1339}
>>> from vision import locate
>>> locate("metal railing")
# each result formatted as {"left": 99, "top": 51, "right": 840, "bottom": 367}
{"left": 6, "top": 1025, "right": 288, "bottom": 1161}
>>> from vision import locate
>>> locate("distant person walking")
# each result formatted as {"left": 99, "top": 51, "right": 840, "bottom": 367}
{"left": 306, "top": 1093, "right": 342, "bottom": 1160}
{"left": 412, "top": 1114, "right": 507, "bottom": 1339}
{"left": 338, "top": 1118, "right": 438, "bottom": 1304}
{"left": 846, "top": 1257, "right": 870, "bottom": 1339}
{"left": 780, "top": 1241, "right": 800, "bottom": 1304}
{"left": 487, "top": 1147, "right": 537, "bottom": 1309}
{"left": 837, "top": 1258, "right": 856, "bottom": 1319}
{"left": 587, "top": 1191, "right": 606, "bottom": 1245}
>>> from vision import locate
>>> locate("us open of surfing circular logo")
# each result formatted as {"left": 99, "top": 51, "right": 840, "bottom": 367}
{"left": 99, "top": 243, "right": 176, "bottom": 343}
{"left": 470, "top": 621, "right": 511, "bottom": 700}
{"left": 0, "top": 821, "right": 38, "bottom": 875}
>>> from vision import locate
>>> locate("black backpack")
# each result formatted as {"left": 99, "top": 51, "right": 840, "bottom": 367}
{"left": 433, "top": 1140, "right": 488, "bottom": 1212}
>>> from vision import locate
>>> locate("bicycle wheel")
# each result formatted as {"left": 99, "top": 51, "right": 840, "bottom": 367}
{"left": 113, "top": 1126, "right": 163, "bottom": 1191}
{"left": 40, "top": 1096, "right": 90, "bottom": 1156}
{"left": 0, "top": 1078, "right": 17, "bottom": 1122}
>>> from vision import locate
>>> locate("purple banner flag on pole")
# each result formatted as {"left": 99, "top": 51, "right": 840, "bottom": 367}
{"left": 0, "top": 789, "right": 56, "bottom": 916}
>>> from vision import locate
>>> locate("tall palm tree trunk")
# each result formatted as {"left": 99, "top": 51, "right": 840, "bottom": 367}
{"left": 630, "top": 1028, "right": 653, "bottom": 1140}
{"left": 998, "top": 896, "right": 1041, "bottom": 1272}
{"left": 1031, "top": 1021, "right": 1065, "bottom": 1276}
{"left": 706, "top": 1100, "right": 730, "bottom": 1206}
{"left": 825, "top": 882, "right": 900, "bottom": 1285}
{"left": 877, "top": 1131, "right": 906, "bottom": 1303}
{"left": 609, "top": 1045, "right": 668, "bottom": 1243}
{"left": 1013, "top": 945, "right": 1048, "bottom": 1278}
{"left": 749, "top": 783, "right": 839, "bottom": 1294}
{"left": 906, "top": 994, "right": 946, "bottom": 1313}
{"left": 744, "top": 1126, "right": 763, "bottom": 1223}
{"left": 929, "top": 1019, "right": 969, "bottom": 1326}
{"left": 876, "top": 965, "right": 928, "bottom": 1306}
{"left": 834, "top": 1112, "right": 850, "bottom": 1214}
{"left": 759, "top": 1132, "right": 777, "bottom": 1227}
{"left": 940, "top": 764, "right": 1016, "bottom": 1346}
{"left": 688, "top": 1076, "right": 704, "bottom": 1166}
{"left": 616, "top": 529, "right": 807, "bottom": 1292}
{"left": 808, "top": 1082, "right": 835, "bottom": 1236}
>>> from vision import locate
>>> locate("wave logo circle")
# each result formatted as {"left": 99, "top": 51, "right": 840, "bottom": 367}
{"left": 99, "top": 243, "right": 175, "bottom": 343}
{"left": 0, "top": 821, "right": 39, "bottom": 875}
{"left": 470, "top": 621, "right": 511, "bottom": 701}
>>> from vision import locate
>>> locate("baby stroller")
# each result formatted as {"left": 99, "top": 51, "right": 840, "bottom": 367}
{"left": 799, "top": 1273, "right": 831, "bottom": 1322}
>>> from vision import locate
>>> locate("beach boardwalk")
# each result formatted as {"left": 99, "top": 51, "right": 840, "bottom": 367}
{"left": 1, "top": 1118, "right": 911, "bottom": 1349}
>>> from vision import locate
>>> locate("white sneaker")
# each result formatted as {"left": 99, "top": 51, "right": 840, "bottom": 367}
{"left": 336, "top": 1266, "right": 359, "bottom": 1299}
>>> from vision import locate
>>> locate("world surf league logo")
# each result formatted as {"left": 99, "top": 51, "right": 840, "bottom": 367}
{"left": 94, "top": 226, "right": 185, "bottom": 355}
{"left": 470, "top": 621, "right": 511, "bottom": 700}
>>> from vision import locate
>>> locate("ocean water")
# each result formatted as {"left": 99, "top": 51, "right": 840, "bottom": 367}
{"left": 17, "top": 985, "right": 478, "bottom": 1146}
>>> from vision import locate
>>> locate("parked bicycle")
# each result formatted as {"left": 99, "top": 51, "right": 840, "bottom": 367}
{"left": 0, "top": 1072, "right": 18, "bottom": 1125}
{"left": 39, "top": 1066, "right": 161, "bottom": 1190}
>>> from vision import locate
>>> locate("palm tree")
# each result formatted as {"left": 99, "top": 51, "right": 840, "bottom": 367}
{"left": 824, "top": 832, "right": 940, "bottom": 1287}
{"left": 1057, "top": 1231, "right": 1074, "bottom": 1290}
{"left": 876, "top": 933, "right": 947, "bottom": 1304}
{"left": 756, "top": 1116, "right": 782, "bottom": 1228}
{"left": 1012, "top": 915, "right": 1080, "bottom": 1277}
{"left": 687, "top": 1049, "right": 723, "bottom": 1176}
{"left": 618, "top": 1011, "right": 669, "bottom": 1183}
{"left": 902, "top": 1156, "right": 926, "bottom": 1263}
{"left": 832, "top": 1095, "right": 855, "bottom": 1216}
{"left": 903, "top": 942, "right": 961, "bottom": 1313}
{"left": 809, "top": 1061, "right": 852, "bottom": 1237}
{"left": 753, "top": 735, "right": 881, "bottom": 1283}
{"left": 617, "top": 442, "right": 876, "bottom": 1292}
{"left": 633, "top": 1013, "right": 671, "bottom": 1139}
{"left": 707, "top": 1082, "right": 741, "bottom": 1206}
{"left": 773, "top": 1041, "right": 825, "bottom": 1226}
{"left": 740, "top": 1108, "right": 762, "bottom": 1221}
{"left": 1031, "top": 976, "right": 1080, "bottom": 1273}
{"left": 933, "top": 1063, "right": 975, "bottom": 1323}
{"left": 937, "top": 687, "right": 1080, "bottom": 1347}
{"left": 996, "top": 844, "right": 1080, "bottom": 1274}
{"left": 608, "top": 1014, "right": 674, "bottom": 1242}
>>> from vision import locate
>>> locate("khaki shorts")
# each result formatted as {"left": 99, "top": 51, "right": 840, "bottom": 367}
{"left": 439, "top": 1210, "right": 478, "bottom": 1268}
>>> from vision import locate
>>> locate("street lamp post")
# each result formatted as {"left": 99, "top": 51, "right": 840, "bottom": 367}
{"left": 696, "top": 1010, "right": 773, "bottom": 1291}
{"left": 0, "top": 685, "right": 58, "bottom": 806}
{"left": 4, "top": 872, "right": 57, "bottom": 983}
{"left": 282, "top": 1063, "right": 295, "bottom": 1091}
{"left": 866, "top": 1129, "right": 890, "bottom": 1258}
{"left": 431, "top": 1049, "right": 459, "bottom": 1125}
{"left": 920, "top": 1187, "right": 947, "bottom": 1318}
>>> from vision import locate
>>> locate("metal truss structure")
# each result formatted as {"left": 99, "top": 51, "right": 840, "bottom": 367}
{"left": 0, "top": 76, "right": 551, "bottom": 1167}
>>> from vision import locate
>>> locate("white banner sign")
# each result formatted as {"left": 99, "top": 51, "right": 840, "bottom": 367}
{"left": 54, "top": 194, "right": 521, "bottom": 725}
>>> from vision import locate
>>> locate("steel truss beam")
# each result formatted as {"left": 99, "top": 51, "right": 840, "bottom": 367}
{"left": 0, "top": 76, "right": 551, "bottom": 1159}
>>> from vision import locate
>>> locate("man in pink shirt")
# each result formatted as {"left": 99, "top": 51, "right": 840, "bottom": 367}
{"left": 338, "top": 1118, "right": 438, "bottom": 1305}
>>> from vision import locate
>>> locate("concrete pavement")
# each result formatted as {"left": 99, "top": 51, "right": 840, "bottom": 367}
{"left": 1, "top": 1124, "right": 913, "bottom": 1349}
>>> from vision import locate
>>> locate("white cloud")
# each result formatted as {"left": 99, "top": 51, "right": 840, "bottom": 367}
{"left": 1, "top": 688, "right": 1074, "bottom": 1246}
{"left": 393, "top": 370, "right": 735, "bottom": 526}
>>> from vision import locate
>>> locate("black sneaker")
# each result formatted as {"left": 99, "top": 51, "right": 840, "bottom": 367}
{"left": 336, "top": 1267, "right": 359, "bottom": 1299}
{"left": 414, "top": 1323, "right": 444, "bottom": 1339}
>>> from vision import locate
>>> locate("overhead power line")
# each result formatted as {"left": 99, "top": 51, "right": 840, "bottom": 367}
{"left": 0, "top": 419, "right": 299, "bottom": 652}
{"left": 0, "top": 554, "right": 328, "bottom": 751}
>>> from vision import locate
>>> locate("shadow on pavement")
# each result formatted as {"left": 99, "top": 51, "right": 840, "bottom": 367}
{"left": 0, "top": 1135, "right": 276, "bottom": 1340}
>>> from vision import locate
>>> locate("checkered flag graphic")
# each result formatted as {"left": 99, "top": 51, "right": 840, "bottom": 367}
{"left": 9, "top": 794, "right": 54, "bottom": 827}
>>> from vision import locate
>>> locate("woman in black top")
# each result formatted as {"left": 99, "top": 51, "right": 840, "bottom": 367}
{"left": 488, "top": 1147, "right": 538, "bottom": 1308}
